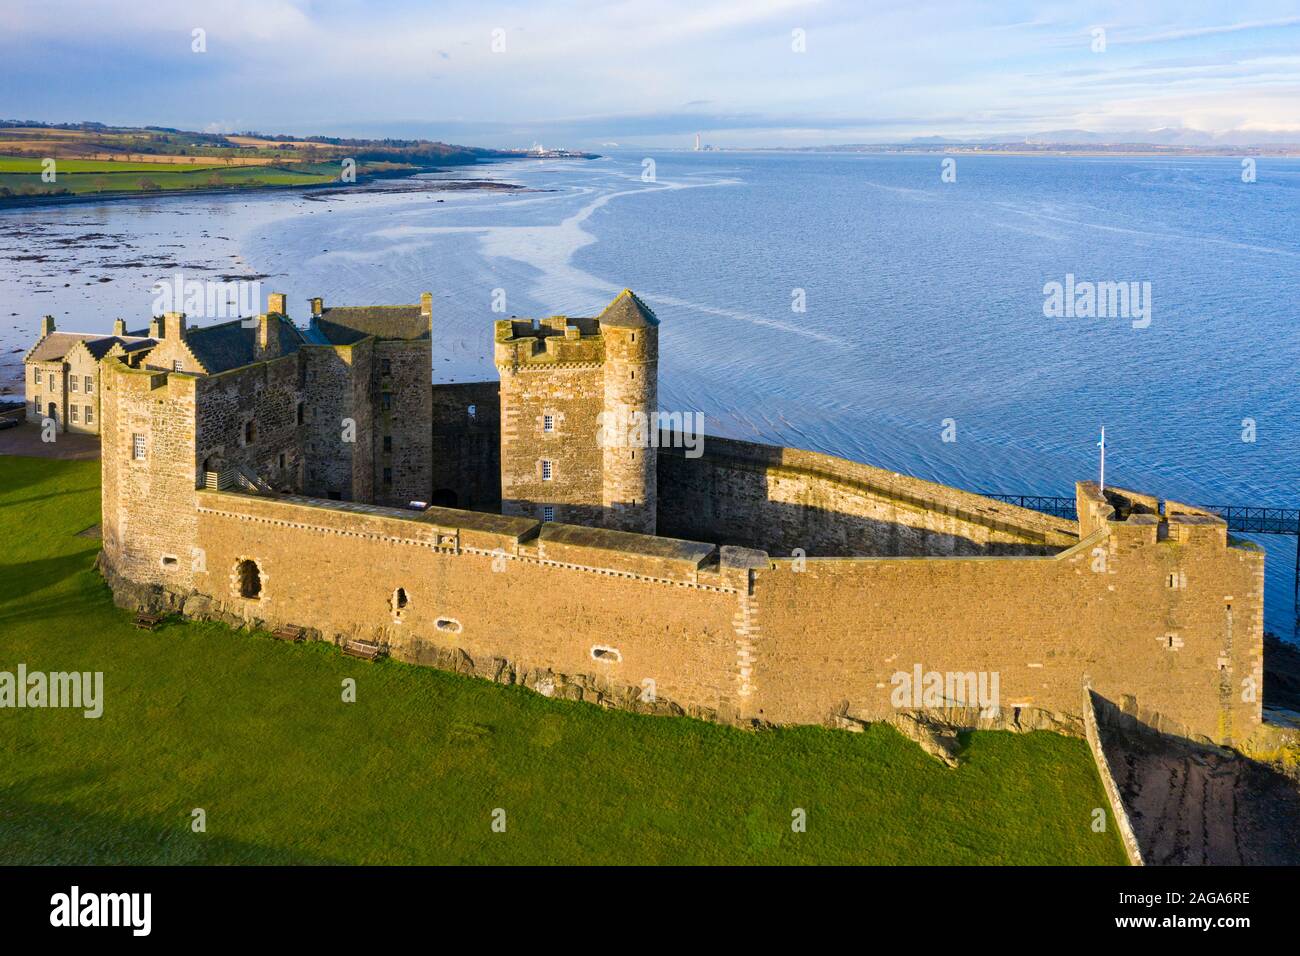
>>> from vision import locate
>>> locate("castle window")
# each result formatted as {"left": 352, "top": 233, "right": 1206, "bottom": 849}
{"left": 383, "top": 467, "right": 393, "bottom": 485}
{"left": 468, "top": 404, "right": 477, "bottom": 420}
{"left": 381, "top": 358, "right": 392, "bottom": 376}
{"left": 84, "top": 406, "right": 93, "bottom": 425}
{"left": 543, "top": 414, "right": 554, "bottom": 433}
{"left": 394, "top": 587, "right": 409, "bottom": 611}
{"left": 160, "top": 555, "right": 179, "bottom": 569}
{"left": 173, "top": 361, "right": 183, "bottom": 372}
{"left": 132, "top": 433, "right": 146, "bottom": 460}
{"left": 84, "top": 376, "right": 92, "bottom": 393}
{"left": 590, "top": 645, "right": 622, "bottom": 663}
{"left": 383, "top": 435, "right": 392, "bottom": 453}
{"left": 236, "top": 559, "right": 262, "bottom": 600}
{"left": 244, "top": 420, "right": 256, "bottom": 444}
{"left": 278, "top": 452, "right": 286, "bottom": 471}
{"left": 296, "top": 402, "right": 305, "bottom": 425}
{"left": 436, "top": 618, "right": 462, "bottom": 633}
{"left": 541, "top": 460, "right": 553, "bottom": 481}
{"left": 381, "top": 392, "right": 392, "bottom": 411}
{"left": 69, "top": 376, "right": 77, "bottom": 392}
{"left": 543, "top": 505, "right": 555, "bottom": 522}
{"left": 70, "top": 406, "right": 78, "bottom": 422}
{"left": 33, "top": 369, "right": 40, "bottom": 386}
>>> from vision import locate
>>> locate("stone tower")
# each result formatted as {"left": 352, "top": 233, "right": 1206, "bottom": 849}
{"left": 494, "top": 289, "right": 659, "bottom": 534}
{"left": 598, "top": 290, "right": 658, "bottom": 534}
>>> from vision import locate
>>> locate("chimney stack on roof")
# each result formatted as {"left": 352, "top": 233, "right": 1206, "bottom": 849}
{"left": 40, "top": 315, "right": 55, "bottom": 338}
{"left": 267, "top": 292, "right": 288, "bottom": 316}
{"left": 254, "top": 313, "right": 281, "bottom": 362}
{"left": 309, "top": 297, "right": 323, "bottom": 318}
{"left": 420, "top": 292, "right": 433, "bottom": 319}
{"left": 163, "top": 312, "right": 187, "bottom": 340}
{"left": 112, "top": 318, "right": 127, "bottom": 337}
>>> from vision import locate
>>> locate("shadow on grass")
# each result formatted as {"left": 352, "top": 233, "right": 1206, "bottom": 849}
{"left": 0, "top": 793, "right": 344, "bottom": 865}
{"left": 0, "top": 560, "right": 111, "bottom": 627}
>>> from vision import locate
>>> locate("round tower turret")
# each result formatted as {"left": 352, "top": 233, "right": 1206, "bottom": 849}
{"left": 599, "top": 290, "right": 659, "bottom": 534}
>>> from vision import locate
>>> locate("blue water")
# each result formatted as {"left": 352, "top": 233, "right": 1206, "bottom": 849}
{"left": 2, "top": 150, "right": 1297, "bottom": 632}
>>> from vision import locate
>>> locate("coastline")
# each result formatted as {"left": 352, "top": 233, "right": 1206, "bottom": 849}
{"left": 0, "top": 160, "right": 532, "bottom": 211}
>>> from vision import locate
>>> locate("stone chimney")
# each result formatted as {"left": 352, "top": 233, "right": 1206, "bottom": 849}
{"left": 309, "top": 297, "right": 323, "bottom": 318}
{"left": 40, "top": 315, "right": 55, "bottom": 338}
{"left": 254, "top": 313, "right": 281, "bottom": 361}
{"left": 267, "top": 292, "right": 288, "bottom": 316}
{"left": 149, "top": 315, "right": 162, "bottom": 338}
{"left": 112, "top": 318, "right": 127, "bottom": 336}
{"left": 163, "top": 311, "right": 187, "bottom": 340}
{"left": 420, "top": 292, "right": 433, "bottom": 319}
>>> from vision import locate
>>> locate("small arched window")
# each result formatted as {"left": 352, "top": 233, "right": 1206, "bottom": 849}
{"left": 237, "top": 559, "right": 261, "bottom": 599}
{"left": 395, "top": 587, "right": 409, "bottom": 610}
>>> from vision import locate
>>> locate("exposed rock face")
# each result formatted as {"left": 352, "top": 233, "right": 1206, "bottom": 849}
{"left": 1099, "top": 704, "right": 1300, "bottom": 865}
{"left": 832, "top": 699, "right": 1085, "bottom": 767}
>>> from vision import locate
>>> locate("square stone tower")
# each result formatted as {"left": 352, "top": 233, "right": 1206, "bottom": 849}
{"left": 494, "top": 289, "right": 659, "bottom": 534}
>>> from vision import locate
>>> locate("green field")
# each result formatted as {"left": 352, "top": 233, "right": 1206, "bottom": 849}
{"left": 0, "top": 157, "right": 227, "bottom": 173}
{"left": 0, "top": 456, "right": 1128, "bottom": 864}
{"left": 0, "top": 155, "right": 342, "bottom": 198}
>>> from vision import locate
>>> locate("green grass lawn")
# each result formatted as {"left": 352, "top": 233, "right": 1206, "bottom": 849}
{"left": 0, "top": 156, "right": 228, "bottom": 173}
{"left": 0, "top": 157, "right": 342, "bottom": 197}
{"left": 0, "top": 455, "right": 1128, "bottom": 865}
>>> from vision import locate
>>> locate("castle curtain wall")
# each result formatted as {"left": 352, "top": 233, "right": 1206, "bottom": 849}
{"left": 658, "top": 436, "right": 1077, "bottom": 558}
{"left": 188, "top": 493, "right": 746, "bottom": 720}
{"left": 163, "top": 482, "right": 1261, "bottom": 746}
{"left": 752, "top": 520, "right": 1263, "bottom": 743}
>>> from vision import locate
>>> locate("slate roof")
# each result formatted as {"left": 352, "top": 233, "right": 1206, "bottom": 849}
{"left": 25, "top": 332, "right": 154, "bottom": 364}
{"left": 314, "top": 305, "right": 430, "bottom": 345}
{"left": 183, "top": 319, "right": 306, "bottom": 373}
{"left": 597, "top": 289, "right": 658, "bottom": 329}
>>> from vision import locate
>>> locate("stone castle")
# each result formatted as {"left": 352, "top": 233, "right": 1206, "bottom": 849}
{"left": 27, "top": 291, "right": 1265, "bottom": 747}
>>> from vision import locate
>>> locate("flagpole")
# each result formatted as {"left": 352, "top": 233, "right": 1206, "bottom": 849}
{"left": 1098, "top": 426, "right": 1105, "bottom": 493}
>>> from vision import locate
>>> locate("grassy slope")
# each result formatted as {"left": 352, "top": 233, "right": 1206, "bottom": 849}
{"left": 0, "top": 456, "right": 1127, "bottom": 865}
{"left": 0, "top": 157, "right": 342, "bottom": 196}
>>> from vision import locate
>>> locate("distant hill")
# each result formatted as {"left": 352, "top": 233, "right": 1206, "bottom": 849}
{"left": 0, "top": 119, "right": 595, "bottom": 165}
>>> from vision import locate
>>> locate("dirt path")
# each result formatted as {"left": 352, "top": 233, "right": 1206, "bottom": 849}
{"left": 0, "top": 420, "right": 100, "bottom": 460}
{"left": 1103, "top": 725, "right": 1300, "bottom": 865}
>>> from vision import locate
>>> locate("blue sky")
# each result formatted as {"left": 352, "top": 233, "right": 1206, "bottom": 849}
{"left": 2, "top": 0, "right": 1298, "bottom": 147}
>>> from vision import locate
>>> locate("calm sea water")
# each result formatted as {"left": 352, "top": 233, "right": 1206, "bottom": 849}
{"left": 2, "top": 151, "right": 1297, "bottom": 632}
